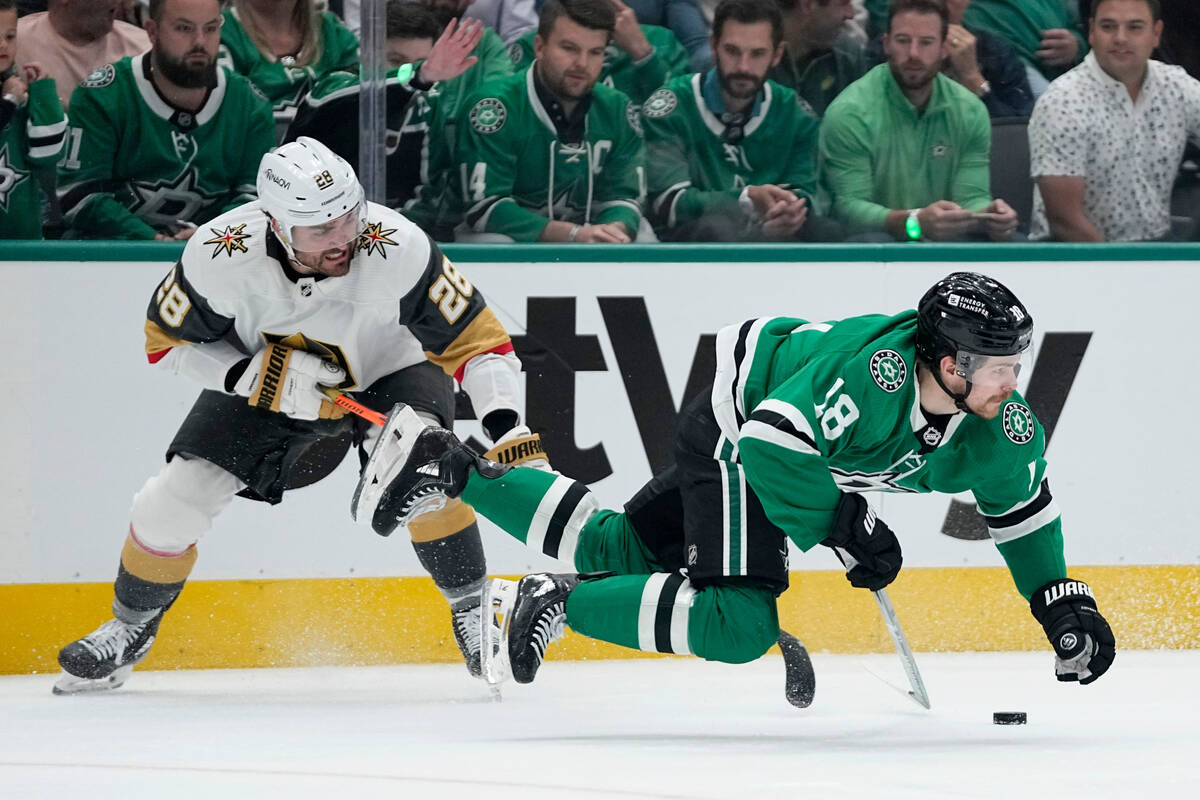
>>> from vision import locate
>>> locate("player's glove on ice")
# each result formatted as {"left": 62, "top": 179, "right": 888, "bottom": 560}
{"left": 821, "top": 493, "right": 902, "bottom": 591}
{"left": 232, "top": 343, "right": 347, "bottom": 421}
{"left": 1029, "top": 578, "right": 1115, "bottom": 684}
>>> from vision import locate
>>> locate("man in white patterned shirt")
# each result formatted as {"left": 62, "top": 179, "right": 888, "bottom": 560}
{"left": 1028, "top": 0, "right": 1200, "bottom": 242}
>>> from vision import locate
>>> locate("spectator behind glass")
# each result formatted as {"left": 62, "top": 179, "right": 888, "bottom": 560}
{"left": 1, "top": 0, "right": 66, "bottom": 239}
{"left": 642, "top": 0, "right": 833, "bottom": 241}
{"left": 16, "top": 0, "right": 150, "bottom": 109}
{"left": 455, "top": 0, "right": 646, "bottom": 243}
{"left": 1029, "top": 0, "right": 1200, "bottom": 242}
{"left": 508, "top": 0, "right": 691, "bottom": 108}
{"left": 771, "top": 0, "right": 866, "bottom": 118}
{"left": 412, "top": 0, "right": 538, "bottom": 44}
{"left": 819, "top": 0, "right": 1018, "bottom": 240}
{"left": 219, "top": 0, "right": 359, "bottom": 140}
{"left": 962, "top": 0, "right": 1086, "bottom": 97}
{"left": 867, "top": 0, "right": 1033, "bottom": 118}
{"left": 57, "top": 0, "right": 275, "bottom": 240}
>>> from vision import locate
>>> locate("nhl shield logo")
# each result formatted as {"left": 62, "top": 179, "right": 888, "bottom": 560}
{"left": 869, "top": 349, "right": 907, "bottom": 393}
{"left": 469, "top": 98, "right": 507, "bottom": 134}
{"left": 1002, "top": 402, "right": 1035, "bottom": 444}
{"left": 642, "top": 89, "right": 677, "bottom": 118}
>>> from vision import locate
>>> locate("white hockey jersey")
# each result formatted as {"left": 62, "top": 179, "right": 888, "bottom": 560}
{"left": 144, "top": 201, "right": 520, "bottom": 419}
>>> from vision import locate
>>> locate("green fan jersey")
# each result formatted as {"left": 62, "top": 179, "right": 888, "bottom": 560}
{"left": 0, "top": 76, "right": 66, "bottom": 239}
{"left": 218, "top": 7, "right": 359, "bottom": 137}
{"left": 717, "top": 311, "right": 1065, "bottom": 600}
{"left": 456, "top": 67, "right": 645, "bottom": 242}
{"left": 57, "top": 55, "right": 276, "bottom": 240}
{"left": 641, "top": 72, "right": 818, "bottom": 231}
{"left": 507, "top": 24, "right": 691, "bottom": 107}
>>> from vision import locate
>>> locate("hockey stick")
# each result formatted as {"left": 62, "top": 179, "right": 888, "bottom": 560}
{"left": 320, "top": 387, "right": 503, "bottom": 700}
{"left": 871, "top": 587, "right": 931, "bottom": 709}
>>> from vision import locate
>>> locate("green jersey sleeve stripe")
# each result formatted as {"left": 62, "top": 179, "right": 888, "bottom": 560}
{"left": 986, "top": 499, "right": 1061, "bottom": 543}
{"left": 740, "top": 419, "right": 821, "bottom": 456}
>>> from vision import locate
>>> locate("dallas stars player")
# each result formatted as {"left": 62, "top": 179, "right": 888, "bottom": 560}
{"left": 57, "top": 0, "right": 275, "bottom": 241}
{"left": 358, "top": 272, "right": 1116, "bottom": 693}
{"left": 53, "top": 137, "right": 546, "bottom": 695}
{"left": 218, "top": 0, "right": 359, "bottom": 139}
{"left": 641, "top": 0, "right": 820, "bottom": 242}
{"left": 456, "top": 0, "right": 645, "bottom": 243}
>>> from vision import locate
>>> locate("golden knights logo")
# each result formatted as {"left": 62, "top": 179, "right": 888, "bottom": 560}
{"left": 869, "top": 349, "right": 907, "bottom": 393}
{"left": 1002, "top": 402, "right": 1035, "bottom": 445}
{"left": 261, "top": 332, "right": 355, "bottom": 390}
{"left": 204, "top": 223, "right": 251, "bottom": 257}
{"left": 357, "top": 221, "right": 399, "bottom": 257}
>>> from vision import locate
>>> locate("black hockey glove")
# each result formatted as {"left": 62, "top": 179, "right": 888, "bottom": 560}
{"left": 1029, "top": 578, "right": 1115, "bottom": 684}
{"left": 820, "top": 493, "right": 902, "bottom": 591}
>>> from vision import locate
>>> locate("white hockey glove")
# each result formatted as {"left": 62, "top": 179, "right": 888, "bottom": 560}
{"left": 233, "top": 343, "right": 347, "bottom": 420}
{"left": 483, "top": 425, "right": 552, "bottom": 471}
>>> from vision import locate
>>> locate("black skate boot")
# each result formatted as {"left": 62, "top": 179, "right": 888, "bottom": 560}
{"left": 352, "top": 404, "right": 508, "bottom": 536}
{"left": 54, "top": 608, "right": 164, "bottom": 695}
{"left": 777, "top": 630, "right": 816, "bottom": 708}
{"left": 507, "top": 573, "right": 581, "bottom": 684}
{"left": 451, "top": 599, "right": 484, "bottom": 679}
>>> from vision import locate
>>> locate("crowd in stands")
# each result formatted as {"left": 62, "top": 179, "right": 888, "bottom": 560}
{"left": 0, "top": 0, "right": 1196, "bottom": 243}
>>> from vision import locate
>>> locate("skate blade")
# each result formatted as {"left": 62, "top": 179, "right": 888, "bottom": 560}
{"left": 481, "top": 578, "right": 518, "bottom": 690}
{"left": 52, "top": 664, "right": 133, "bottom": 695}
{"left": 351, "top": 403, "right": 427, "bottom": 524}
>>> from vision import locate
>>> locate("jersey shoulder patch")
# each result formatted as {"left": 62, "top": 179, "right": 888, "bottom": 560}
{"left": 1001, "top": 401, "right": 1035, "bottom": 445}
{"left": 642, "top": 88, "right": 678, "bottom": 119}
{"left": 868, "top": 348, "right": 908, "bottom": 393}
{"left": 469, "top": 97, "right": 507, "bottom": 134}
{"left": 80, "top": 64, "right": 116, "bottom": 89}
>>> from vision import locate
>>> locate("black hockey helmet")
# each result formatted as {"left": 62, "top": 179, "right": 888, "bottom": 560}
{"left": 916, "top": 272, "right": 1034, "bottom": 365}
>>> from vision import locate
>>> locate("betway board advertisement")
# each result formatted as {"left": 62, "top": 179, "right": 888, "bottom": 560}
{"left": 1, "top": 257, "right": 1196, "bottom": 583}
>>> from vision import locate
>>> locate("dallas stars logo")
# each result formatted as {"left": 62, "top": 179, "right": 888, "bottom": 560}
{"left": 869, "top": 349, "right": 907, "bottom": 393}
{"left": 1002, "top": 402, "right": 1034, "bottom": 444}
{"left": 357, "top": 221, "right": 398, "bottom": 257}
{"left": 204, "top": 223, "right": 251, "bottom": 257}
{"left": 0, "top": 144, "right": 31, "bottom": 214}
{"left": 128, "top": 168, "right": 222, "bottom": 228}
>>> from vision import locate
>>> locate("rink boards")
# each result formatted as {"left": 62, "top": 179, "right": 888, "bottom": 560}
{"left": 1, "top": 242, "right": 1198, "bottom": 673}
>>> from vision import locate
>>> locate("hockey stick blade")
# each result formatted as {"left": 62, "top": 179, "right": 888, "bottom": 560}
{"left": 777, "top": 630, "right": 816, "bottom": 708}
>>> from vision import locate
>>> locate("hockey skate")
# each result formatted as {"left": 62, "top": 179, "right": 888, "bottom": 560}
{"left": 352, "top": 403, "right": 505, "bottom": 536}
{"left": 504, "top": 573, "right": 581, "bottom": 684}
{"left": 53, "top": 610, "right": 164, "bottom": 695}
{"left": 777, "top": 630, "right": 816, "bottom": 708}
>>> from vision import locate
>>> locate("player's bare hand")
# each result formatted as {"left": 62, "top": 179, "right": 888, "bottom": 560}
{"left": 945, "top": 24, "right": 982, "bottom": 85}
{"left": 2, "top": 74, "right": 29, "bottom": 104}
{"left": 576, "top": 222, "right": 632, "bottom": 243}
{"left": 608, "top": 0, "right": 653, "bottom": 62}
{"left": 980, "top": 198, "right": 1018, "bottom": 241}
{"left": 1036, "top": 28, "right": 1079, "bottom": 67}
{"left": 919, "top": 200, "right": 974, "bottom": 241}
{"left": 419, "top": 17, "right": 483, "bottom": 83}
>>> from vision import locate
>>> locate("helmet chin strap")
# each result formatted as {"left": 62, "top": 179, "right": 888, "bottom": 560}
{"left": 931, "top": 364, "right": 977, "bottom": 416}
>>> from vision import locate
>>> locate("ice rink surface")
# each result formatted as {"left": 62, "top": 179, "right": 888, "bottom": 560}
{"left": 2, "top": 650, "right": 1197, "bottom": 799}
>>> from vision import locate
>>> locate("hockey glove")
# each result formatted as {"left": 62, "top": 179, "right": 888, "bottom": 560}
{"left": 233, "top": 343, "right": 347, "bottom": 421}
{"left": 1029, "top": 578, "right": 1115, "bottom": 684}
{"left": 483, "top": 425, "right": 552, "bottom": 471}
{"left": 821, "top": 493, "right": 902, "bottom": 591}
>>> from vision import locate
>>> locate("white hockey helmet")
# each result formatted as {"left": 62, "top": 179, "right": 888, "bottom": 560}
{"left": 257, "top": 136, "right": 365, "bottom": 257}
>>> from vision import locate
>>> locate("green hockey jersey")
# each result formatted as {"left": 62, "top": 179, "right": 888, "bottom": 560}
{"left": 716, "top": 311, "right": 1065, "bottom": 600}
{"left": 218, "top": 7, "right": 359, "bottom": 137}
{"left": 0, "top": 75, "right": 66, "bottom": 239}
{"left": 57, "top": 55, "right": 276, "bottom": 240}
{"left": 456, "top": 67, "right": 645, "bottom": 242}
{"left": 641, "top": 72, "right": 818, "bottom": 231}
{"left": 507, "top": 24, "right": 690, "bottom": 107}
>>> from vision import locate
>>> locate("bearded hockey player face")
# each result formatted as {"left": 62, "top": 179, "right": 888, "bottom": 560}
{"left": 712, "top": 20, "right": 785, "bottom": 101}
{"left": 939, "top": 353, "right": 1022, "bottom": 419}
{"left": 534, "top": 16, "right": 609, "bottom": 101}
{"left": 147, "top": 0, "right": 222, "bottom": 90}
{"left": 287, "top": 207, "right": 362, "bottom": 277}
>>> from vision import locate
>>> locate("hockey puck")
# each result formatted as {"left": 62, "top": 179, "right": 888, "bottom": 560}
{"left": 993, "top": 712, "right": 1027, "bottom": 725}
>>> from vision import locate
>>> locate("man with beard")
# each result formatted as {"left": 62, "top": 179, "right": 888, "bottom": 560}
{"left": 642, "top": 0, "right": 829, "bottom": 241}
{"left": 455, "top": 0, "right": 645, "bottom": 243}
{"left": 771, "top": 0, "right": 867, "bottom": 118}
{"left": 16, "top": 0, "right": 150, "bottom": 110}
{"left": 819, "top": 0, "right": 1018, "bottom": 240}
{"left": 56, "top": 0, "right": 274, "bottom": 240}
